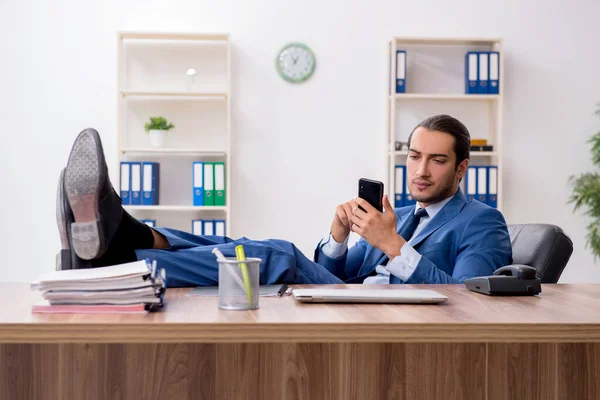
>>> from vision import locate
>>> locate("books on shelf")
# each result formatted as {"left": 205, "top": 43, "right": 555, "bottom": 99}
{"left": 121, "top": 162, "right": 160, "bottom": 206}
{"left": 392, "top": 49, "right": 500, "bottom": 96}
{"left": 393, "top": 165, "right": 415, "bottom": 208}
{"left": 192, "top": 161, "right": 226, "bottom": 206}
{"left": 192, "top": 219, "right": 226, "bottom": 236}
{"left": 463, "top": 166, "right": 498, "bottom": 208}
{"left": 395, "top": 50, "right": 406, "bottom": 93}
{"left": 30, "top": 259, "right": 166, "bottom": 313}
{"left": 465, "top": 51, "right": 500, "bottom": 95}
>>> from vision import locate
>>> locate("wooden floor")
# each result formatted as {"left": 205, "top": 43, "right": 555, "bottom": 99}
{"left": 1, "top": 342, "right": 598, "bottom": 400}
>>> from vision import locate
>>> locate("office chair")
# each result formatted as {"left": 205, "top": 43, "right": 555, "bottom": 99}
{"left": 507, "top": 224, "right": 573, "bottom": 283}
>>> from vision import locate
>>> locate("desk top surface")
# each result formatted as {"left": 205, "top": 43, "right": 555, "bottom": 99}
{"left": 2, "top": 283, "right": 600, "bottom": 343}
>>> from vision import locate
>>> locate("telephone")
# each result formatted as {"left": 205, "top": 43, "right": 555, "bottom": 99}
{"left": 464, "top": 265, "right": 542, "bottom": 296}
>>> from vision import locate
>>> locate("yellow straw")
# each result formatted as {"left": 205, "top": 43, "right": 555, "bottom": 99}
{"left": 235, "top": 245, "right": 253, "bottom": 303}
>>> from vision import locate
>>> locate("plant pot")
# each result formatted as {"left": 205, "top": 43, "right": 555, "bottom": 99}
{"left": 148, "top": 130, "right": 166, "bottom": 148}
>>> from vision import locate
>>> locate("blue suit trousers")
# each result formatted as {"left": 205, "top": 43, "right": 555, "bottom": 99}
{"left": 135, "top": 228, "right": 343, "bottom": 288}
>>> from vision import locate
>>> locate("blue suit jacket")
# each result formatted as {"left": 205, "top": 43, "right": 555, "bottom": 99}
{"left": 314, "top": 189, "right": 512, "bottom": 284}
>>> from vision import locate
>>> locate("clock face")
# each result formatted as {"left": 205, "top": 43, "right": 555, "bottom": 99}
{"left": 276, "top": 43, "right": 316, "bottom": 83}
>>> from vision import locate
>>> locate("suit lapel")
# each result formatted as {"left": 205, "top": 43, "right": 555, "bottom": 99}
{"left": 410, "top": 189, "right": 466, "bottom": 248}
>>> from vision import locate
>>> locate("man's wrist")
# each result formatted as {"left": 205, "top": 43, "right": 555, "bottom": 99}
{"left": 331, "top": 228, "right": 349, "bottom": 243}
{"left": 383, "top": 234, "right": 405, "bottom": 259}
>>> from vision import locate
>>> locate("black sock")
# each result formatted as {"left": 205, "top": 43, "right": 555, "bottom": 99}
{"left": 91, "top": 211, "right": 154, "bottom": 267}
{"left": 119, "top": 211, "right": 155, "bottom": 249}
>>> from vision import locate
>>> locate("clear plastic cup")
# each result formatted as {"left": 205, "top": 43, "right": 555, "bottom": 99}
{"left": 218, "top": 257, "right": 261, "bottom": 310}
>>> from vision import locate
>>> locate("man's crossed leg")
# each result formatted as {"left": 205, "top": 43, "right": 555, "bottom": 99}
{"left": 56, "top": 128, "right": 342, "bottom": 287}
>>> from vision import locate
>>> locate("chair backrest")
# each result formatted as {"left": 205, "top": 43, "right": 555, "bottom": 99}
{"left": 508, "top": 224, "right": 573, "bottom": 283}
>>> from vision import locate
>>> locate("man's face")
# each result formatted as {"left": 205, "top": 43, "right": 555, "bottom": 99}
{"left": 407, "top": 127, "right": 468, "bottom": 207}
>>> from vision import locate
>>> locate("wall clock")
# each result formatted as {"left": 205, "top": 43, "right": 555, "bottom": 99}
{"left": 275, "top": 43, "right": 316, "bottom": 83}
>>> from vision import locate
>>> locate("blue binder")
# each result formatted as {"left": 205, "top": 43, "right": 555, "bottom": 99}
{"left": 465, "top": 166, "right": 477, "bottom": 202}
{"left": 119, "top": 162, "right": 131, "bottom": 205}
{"left": 130, "top": 162, "right": 142, "bottom": 205}
{"left": 192, "top": 162, "right": 204, "bottom": 206}
{"left": 488, "top": 166, "right": 498, "bottom": 208}
{"left": 488, "top": 52, "right": 500, "bottom": 95}
{"left": 477, "top": 166, "right": 488, "bottom": 205}
{"left": 465, "top": 52, "right": 479, "bottom": 94}
{"left": 394, "top": 165, "right": 405, "bottom": 208}
{"left": 404, "top": 168, "right": 416, "bottom": 207}
{"left": 142, "top": 162, "right": 160, "bottom": 206}
{"left": 478, "top": 52, "right": 489, "bottom": 94}
{"left": 396, "top": 50, "right": 406, "bottom": 93}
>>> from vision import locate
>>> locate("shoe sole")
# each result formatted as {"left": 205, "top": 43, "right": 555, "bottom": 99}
{"left": 64, "top": 129, "right": 107, "bottom": 260}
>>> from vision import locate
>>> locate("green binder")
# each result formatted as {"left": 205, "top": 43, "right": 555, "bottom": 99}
{"left": 214, "top": 162, "right": 226, "bottom": 206}
{"left": 203, "top": 162, "right": 214, "bottom": 206}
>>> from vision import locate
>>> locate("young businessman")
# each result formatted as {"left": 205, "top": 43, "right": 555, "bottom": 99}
{"left": 315, "top": 114, "right": 512, "bottom": 284}
{"left": 56, "top": 115, "right": 511, "bottom": 286}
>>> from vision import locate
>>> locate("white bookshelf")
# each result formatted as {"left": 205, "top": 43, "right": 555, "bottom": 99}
{"left": 393, "top": 94, "right": 500, "bottom": 101}
{"left": 391, "top": 150, "right": 498, "bottom": 157}
{"left": 117, "top": 31, "right": 232, "bottom": 234}
{"left": 120, "top": 148, "right": 227, "bottom": 155}
{"left": 121, "top": 91, "right": 228, "bottom": 99}
{"left": 124, "top": 205, "right": 227, "bottom": 212}
{"left": 387, "top": 37, "right": 504, "bottom": 211}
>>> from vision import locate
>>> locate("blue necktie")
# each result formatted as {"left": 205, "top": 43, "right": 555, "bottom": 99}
{"left": 389, "top": 208, "right": 428, "bottom": 284}
{"left": 399, "top": 208, "right": 429, "bottom": 242}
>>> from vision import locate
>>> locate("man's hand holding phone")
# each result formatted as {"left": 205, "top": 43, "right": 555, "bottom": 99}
{"left": 351, "top": 195, "right": 404, "bottom": 259}
{"left": 331, "top": 200, "right": 357, "bottom": 243}
{"left": 330, "top": 194, "right": 404, "bottom": 259}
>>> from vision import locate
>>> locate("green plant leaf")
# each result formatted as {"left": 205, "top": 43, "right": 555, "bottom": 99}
{"left": 570, "top": 104, "right": 600, "bottom": 259}
{"left": 144, "top": 116, "right": 175, "bottom": 132}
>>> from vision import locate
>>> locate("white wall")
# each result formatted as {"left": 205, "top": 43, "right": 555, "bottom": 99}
{"left": 1, "top": 0, "right": 599, "bottom": 283}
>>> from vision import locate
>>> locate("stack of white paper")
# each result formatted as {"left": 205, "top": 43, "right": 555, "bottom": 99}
{"left": 31, "top": 259, "right": 166, "bottom": 313}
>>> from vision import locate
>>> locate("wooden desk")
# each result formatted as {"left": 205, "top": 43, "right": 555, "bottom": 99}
{"left": 1, "top": 283, "right": 599, "bottom": 400}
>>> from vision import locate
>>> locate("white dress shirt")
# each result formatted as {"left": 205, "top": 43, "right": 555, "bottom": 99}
{"left": 321, "top": 196, "right": 454, "bottom": 283}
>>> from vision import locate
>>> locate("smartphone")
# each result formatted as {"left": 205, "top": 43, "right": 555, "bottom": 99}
{"left": 358, "top": 178, "right": 384, "bottom": 213}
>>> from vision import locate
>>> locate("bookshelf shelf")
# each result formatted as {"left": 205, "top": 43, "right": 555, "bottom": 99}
{"left": 124, "top": 205, "right": 227, "bottom": 212}
{"left": 120, "top": 91, "right": 228, "bottom": 99}
{"left": 391, "top": 151, "right": 498, "bottom": 157}
{"left": 393, "top": 94, "right": 500, "bottom": 101}
{"left": 120, "top": 148, "right": 227, "bottom": 155}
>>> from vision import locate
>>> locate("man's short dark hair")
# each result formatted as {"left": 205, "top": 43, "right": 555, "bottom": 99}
{"left": 407, "top": 114, "right": 471, "bottom": 167}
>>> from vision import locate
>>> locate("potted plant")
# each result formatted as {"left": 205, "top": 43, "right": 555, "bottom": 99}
{"left": 570, "top": 105, "right": 600, "bottom": 258}
{"left": 144, "top": 116, "right": 175, "bottom": 148}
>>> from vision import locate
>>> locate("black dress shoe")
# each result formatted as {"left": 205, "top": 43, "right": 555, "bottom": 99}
{"left": 64, "top": 128, "right": 123, "bottom": 260}
{"left": 55, "top": 168, "right": 92, "bottom": 270}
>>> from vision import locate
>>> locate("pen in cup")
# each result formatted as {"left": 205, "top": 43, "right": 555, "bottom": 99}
{"left": 212, "top": 248, "right": 246, "bottom": 292}
{"left": 235, "top": 245, "right": 253, "bottom": 303}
